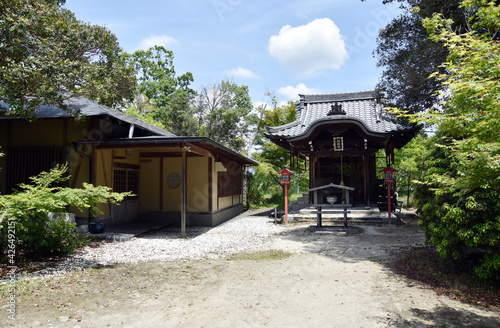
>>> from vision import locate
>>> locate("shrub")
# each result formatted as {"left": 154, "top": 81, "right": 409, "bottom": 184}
{"left": 414, "top": 137, "right": 500, "bottom": 280}
{"left": 0, "top": 164, "right": 131, "bottom": 260}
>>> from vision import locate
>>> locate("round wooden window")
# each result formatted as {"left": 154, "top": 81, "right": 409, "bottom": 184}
{"left": 166, "top": 172, "right": 181, "bottom": 189}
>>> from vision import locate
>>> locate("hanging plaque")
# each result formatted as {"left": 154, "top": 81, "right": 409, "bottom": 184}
{"left": 333, "top": 137, "right": 344, "bottom": 151}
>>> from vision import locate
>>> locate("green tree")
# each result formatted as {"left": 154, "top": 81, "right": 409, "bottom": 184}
{"left": 392, "top": 133, "right": 433, "bottom": 206}
{"left": 413, "top": 0, "right": 500, "bottom": 279}
{"left": 124, "top": 46, "right": 198, "bottom": 136}
{"left": 0, "top": 0, "right": 136, "bottom": 115}
{"left": 372, "top": 0, "right": 469, "bottom": 115}
{"left": 248, "top": 97, "right": 308, "bottom": 206}
{"left": 195, "top": 80, "right": 253, "bottom": 152}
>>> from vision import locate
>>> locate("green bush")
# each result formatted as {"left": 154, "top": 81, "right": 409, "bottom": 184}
{"left": 0, "top": 164, "right": 131, "bottom": 260}
{"left": 415, "top": 137, "right": 500, "bottom": 280}
{"left": 1, "top": 213, "right": 83, "bottom": 259}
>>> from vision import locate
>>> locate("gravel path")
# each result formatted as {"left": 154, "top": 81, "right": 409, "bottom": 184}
{"left": 31, "top": 214, "right": 286, "bottom": 277}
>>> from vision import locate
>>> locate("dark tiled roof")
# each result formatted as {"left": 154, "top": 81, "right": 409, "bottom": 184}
{"left": 0, "top": 96, "right": 175, "bottom": 137}
{"left": 266, "top": 90, "right": 409, "bottom": 139}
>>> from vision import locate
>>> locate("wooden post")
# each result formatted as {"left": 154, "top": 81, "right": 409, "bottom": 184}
{"left": 340, "top": 156, "right": 345, "bottom": 204}
{"left": 387, "top": 182, "right": 392, "bottom": 225}
{"left": 180, "top": 147, "right": 187, "bottom": 238}
{"left": 343, "top": 205, "right": 348, "bottom": 228}
{"left": 363, "top": 155, "right": 370, "bottom": 209}
{"left": 309, "top": 156, "right": 315, "bottom": 205}
{"left": 284, "top": 182, "right": 288, "bottom": 224}
{"left": 340, "top": 156, "right": 344, "bottom": 186}
{"left": 316, "top": 206, "right": 322, "bottom": 228}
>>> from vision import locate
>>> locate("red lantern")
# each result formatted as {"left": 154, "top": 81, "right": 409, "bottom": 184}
{"left": 379, "top": 166, "right": 397, "bottom": 224}
{"left": 278, "top": 168, "right": 293, "bottom": 184}
{"left": 278, "top": 168, "right": 294, "bottom": 224}
{"left": 381, "top": 166, "right": 397, "bottom": 183}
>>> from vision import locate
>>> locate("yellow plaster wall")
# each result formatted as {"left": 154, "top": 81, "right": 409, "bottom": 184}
{"left": 140, "top": 158, "right": 161, "bottom": 212}
{"left": 94, "top": 149, "right": 113, "bottom": 216}
{"left": 67, "top": 146, "right": 90, "bottom": 188}
{"left": 163, "top": 157, "right": 182, "bottom": 212}
{"left": 219, "top": 196, "right": 234, "bottom": 209}
{"left": 112, "top": 148, "right": 141, "bottom": 165}
{"left": 63, "top": 118, "right": 91, "bottom": 190}
{"left": 210, "top": 158, "right": 218, "bottom": 212}
{"left": 8, "top": 119, "right": 64, "bottom": 146}
{"left": 187, "top": 157, "right": 209, "bottom": 213}
{"left": 66, "top": 118, "right": 90, "bottom": 143}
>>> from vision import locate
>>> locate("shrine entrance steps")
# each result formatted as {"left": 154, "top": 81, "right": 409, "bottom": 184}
{"left": 290, "top": 206, "right": 397, "bottom": 225}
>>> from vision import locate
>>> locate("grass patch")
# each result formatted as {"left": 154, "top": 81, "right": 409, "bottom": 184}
{"left": 392, "top": 245, "right": 500, "bottom": 309}
{"left": 228, "top": 249, "right": 293, "bottom": 261}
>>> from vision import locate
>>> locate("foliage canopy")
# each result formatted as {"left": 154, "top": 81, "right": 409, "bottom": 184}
{"left": 373, "top": 0, "right": 469, "bottom": 115}
{"left": 411, "top": 0, "right": 500, "bottom": 279}
{"left": 123, "top": 46, "right": 198, "bottom": 136}
{"left": 248, "top": 96, "right": 308, "bottom": 206}
{"left": 0, "top": 0, "right": 136, "bottom": 115}
{"left": 194, "top": 80, "right": 254, "bottom": 152}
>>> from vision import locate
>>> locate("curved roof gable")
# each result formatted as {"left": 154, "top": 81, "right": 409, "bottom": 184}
{"left": 266, "top": 90, "right": 410, "bottom": 141}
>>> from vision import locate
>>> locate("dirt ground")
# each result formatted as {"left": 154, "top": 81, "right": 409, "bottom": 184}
{"left": 3, "top": 221, "right": 500, "bottom": 328}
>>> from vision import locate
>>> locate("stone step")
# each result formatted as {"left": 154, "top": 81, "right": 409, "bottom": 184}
{"left": 291, "top": 205, "right": 399, "bottom": 224}
{"left": 299, "top": 207, "right": 382, "bottom": 216}
{"left": 290, "top": 194, "right": 310, "bottom": 206}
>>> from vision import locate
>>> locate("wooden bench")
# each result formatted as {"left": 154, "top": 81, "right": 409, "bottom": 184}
{"left": 309, "top": 205, "right": 351, "bottom": 228}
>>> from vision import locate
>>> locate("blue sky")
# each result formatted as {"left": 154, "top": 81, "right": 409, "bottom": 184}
{"left": 64, "top": 0, "right": 402, "bottom": 107}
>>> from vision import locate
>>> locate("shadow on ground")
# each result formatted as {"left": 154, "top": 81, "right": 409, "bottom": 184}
{"left": 386, "top": 306, "right": 500, "bottom": 327}
{"left": 274, "top": 220, "right": 425, "bottom": 265}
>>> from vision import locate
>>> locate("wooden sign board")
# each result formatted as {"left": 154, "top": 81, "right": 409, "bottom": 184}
{"left": 333, "top": 137, "right": 344, "bottom": 151}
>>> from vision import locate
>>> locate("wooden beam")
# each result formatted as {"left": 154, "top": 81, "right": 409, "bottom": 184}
{"left": 187, "top": 143, "right": 215, "bottom": 158}
{"left": 94, "top": 143, "right": 183, "bottom": 150}
{"left": 140, "top": 151, "right": 204, "bottom": 158}
{"left": 140, "top": 152, "right": 181, "bottom": 158}
{"left": 300, "top": 148, "right": 380, "bottom": 157}
{"left": 113, "top": 162, "right": 140, "bottom": 170}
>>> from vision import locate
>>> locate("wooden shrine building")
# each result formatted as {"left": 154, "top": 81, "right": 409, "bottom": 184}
{"left": 0, "top": 96, "right": 256, "bottom": 234}
{"left": 265, "top": 91, "right": 419, "bottom": 208}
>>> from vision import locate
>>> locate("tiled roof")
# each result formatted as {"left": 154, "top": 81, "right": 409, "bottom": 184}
{"left": 266, "top": 90, "right": 409, "bottom": 139}
{"left": 0, "top": 96, "right": 175, "bottom": 137}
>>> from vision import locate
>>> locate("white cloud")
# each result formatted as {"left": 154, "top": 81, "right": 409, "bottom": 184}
{"left": 278, "top": 83, "right": 321, "bottom": 101}
{"left": 224, "top": 67, "right": 260, "bottom": 79}
{"left": 268, "top": 18, "right": 348, "bottom": 76}
{"left": 137, "top": 35, "right": 179, "bottom": 50}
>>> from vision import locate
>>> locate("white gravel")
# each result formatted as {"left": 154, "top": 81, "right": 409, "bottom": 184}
{"left": 25, "top": 214, "right": 286, "bottom": 278}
